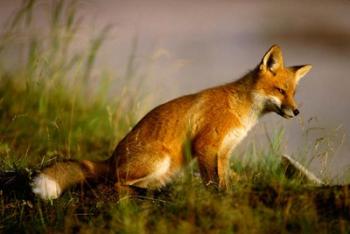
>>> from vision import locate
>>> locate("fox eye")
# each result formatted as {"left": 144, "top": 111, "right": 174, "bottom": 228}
{"left": 275, "top": 87, "right": 286, "bottom": 95}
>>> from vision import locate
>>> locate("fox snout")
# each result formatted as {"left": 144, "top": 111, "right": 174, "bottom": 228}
{"left": 278, "top": 106, "right": 299, "bottom": 119}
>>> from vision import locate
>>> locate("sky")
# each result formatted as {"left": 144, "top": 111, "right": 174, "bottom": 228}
{"left": 1, "top": 0, "right": 350, "bottom": 182}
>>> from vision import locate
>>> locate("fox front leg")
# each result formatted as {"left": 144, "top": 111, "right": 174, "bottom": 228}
{"left": 217, "top": 153, "right": 230, "bottom": 190}
{"left": 193, "top": 133, "right": 227, "bottom": 189}
{"left": 196, "top": 153, "right": 230, "bottom": 190}
{"left": 196, "top": 152, "right": 219, "bottom": 187}
{"left": 192, "top": 115, "right": 240, "bottom": 190}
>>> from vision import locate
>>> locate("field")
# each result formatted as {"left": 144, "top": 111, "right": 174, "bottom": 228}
{"left": 1, "top": 1, "right": 350, "bottom": 233}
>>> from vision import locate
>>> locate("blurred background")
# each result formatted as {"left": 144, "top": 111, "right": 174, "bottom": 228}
{"left": 1, "top": 0, "right": 349, "bottom": 182}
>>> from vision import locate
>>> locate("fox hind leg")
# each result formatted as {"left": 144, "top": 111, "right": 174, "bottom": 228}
{"left": 115, "top": 154, "right": 173, "bottom": 191}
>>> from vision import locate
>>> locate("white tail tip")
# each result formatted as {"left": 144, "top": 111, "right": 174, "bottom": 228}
{"left": 31, "top": 174, "right": 62, "bottom": 200}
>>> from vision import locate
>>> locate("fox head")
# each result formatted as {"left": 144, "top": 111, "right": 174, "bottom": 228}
{"left": 253, "top": 45, "right": 312, "bottom": 119}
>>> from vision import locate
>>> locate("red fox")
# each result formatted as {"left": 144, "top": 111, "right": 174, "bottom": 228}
{"left": 32, "top": 45, "right": 311, "bottom": 199}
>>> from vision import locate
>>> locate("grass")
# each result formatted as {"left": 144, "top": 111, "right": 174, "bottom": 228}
{"left": 1, "top": 1, "right": 350, "bottom": 233}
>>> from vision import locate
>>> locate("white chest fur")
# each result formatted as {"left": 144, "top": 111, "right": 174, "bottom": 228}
{"left": 219, "top": 115, "right": 258, "bottom": 157}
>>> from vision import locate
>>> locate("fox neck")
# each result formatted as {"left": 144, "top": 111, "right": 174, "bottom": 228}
{"left": 227, "top": 71, "right": 267, "bottom": 131}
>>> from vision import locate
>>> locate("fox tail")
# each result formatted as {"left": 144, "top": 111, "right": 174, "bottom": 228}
{"left": 31, "top": 159, "right": 111, "bottom": 200}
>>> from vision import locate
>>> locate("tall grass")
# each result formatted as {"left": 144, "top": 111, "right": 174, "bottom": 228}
{"left": 0, "top": 1, "right": 350, "bottom": 233}
{"left": 0, "top": 0, "right": 144, "bottom": 171}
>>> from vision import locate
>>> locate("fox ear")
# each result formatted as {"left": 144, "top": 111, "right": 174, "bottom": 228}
{"left": 260, "top": 45, "right": 284, "bottom": 73}
{"left": 291, "top": 65, "right": 312, "bottom": 83}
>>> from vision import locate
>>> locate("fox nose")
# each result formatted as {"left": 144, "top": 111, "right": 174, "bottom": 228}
{"left": 293, "top": 109, "right": 300, "bottom": 116}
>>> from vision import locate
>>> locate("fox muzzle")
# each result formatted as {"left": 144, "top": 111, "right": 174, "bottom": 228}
{"left": 278, "top": 107, "right": 299, "bottom": 119}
